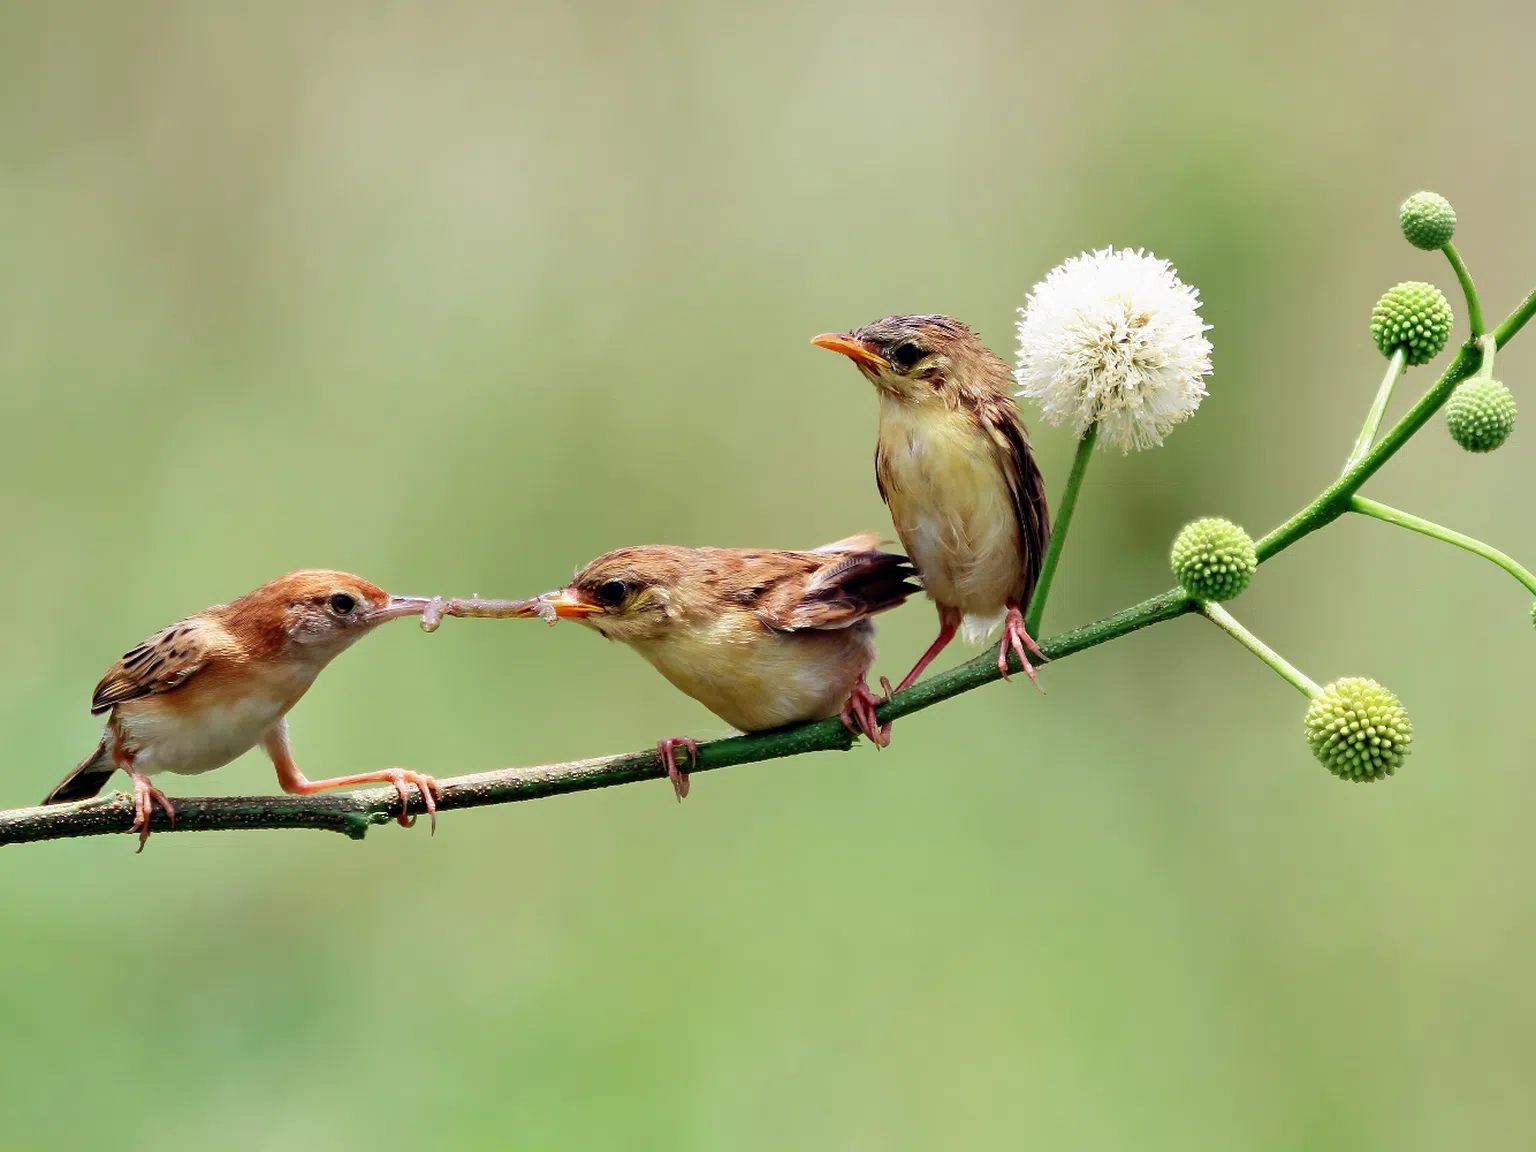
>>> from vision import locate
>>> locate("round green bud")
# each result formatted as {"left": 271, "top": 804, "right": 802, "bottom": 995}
{"left": 1399, "top": 192, "right": 1457, "bottom": 250}
{"left": 1371, "top": 282, "right": 1454, "bottom": 365}
{"left": 1304, "top": 677, "right": 1412, "bottom": 782}
{"left": 1444, "top": 377, "right": 1516, "bottom": 452}
{"left": 1171, "top": 517, "right": 1257, "bottom": 601}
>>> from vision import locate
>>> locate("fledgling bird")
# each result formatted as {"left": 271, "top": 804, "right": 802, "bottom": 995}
{"left": 814, "top": 316, "right": 1051, "bottom": 693}
{"left": 442, "top": 535, "right": 919, "bottom": 799}
{"left": 43, "top": 570, "right": 440, "bottom": 848}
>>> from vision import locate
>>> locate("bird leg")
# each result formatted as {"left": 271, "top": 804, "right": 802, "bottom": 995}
{"left": 840, "top": 674, "right": 893, "bottom": 748}
{"left": 127, "top": 771, "right": 175, "bottom": 853}
{"left": 657, "top": 737, "right": 699, "bottom": 801}
{"left": 998, "top": 602, "right": 1048, "bottom": 693}
{"left": 892, "top": 608, "right": 962, "bottom": 694}
{"left": 263, "top": 724, "right": 443, "bottom": 832}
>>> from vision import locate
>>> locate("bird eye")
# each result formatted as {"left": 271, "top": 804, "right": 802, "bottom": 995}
{"left": 328, "top": 593, "right": 356, "bottom": 615}
{"left": 596, "top": 580, "right": 628, "bottom": 607}
{"left": 890, "top": 342, "right": 924, "bottom": 371}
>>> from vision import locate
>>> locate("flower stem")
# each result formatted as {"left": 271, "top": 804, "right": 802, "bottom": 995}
{"left": 1350, "top": 495, "right": 1536, "bottom": 598}
{"left": 1343, "top": 347, "right": 1407, "bottom": 474}
{"left": 1474, "top": 331, "right": 1496, "bottom": 380}
{"left": 1443, "top": 241, "right": 1486, "bottom": 336}
{"left": 1025, "top": 423, "right": 1097, "bottom": 636}
{"left": 1200, "top": 601, "right": 1321, "bottom": 698}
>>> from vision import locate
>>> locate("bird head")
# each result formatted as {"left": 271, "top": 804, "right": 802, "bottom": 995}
{"left": 510, "top": 549, "right": 685, "bottom": 644}
{"left": 813, "top": 314, "right": 1012, "bottom": 405}
{"left": 235, "top": 570, "right": 432, "bottom": 655}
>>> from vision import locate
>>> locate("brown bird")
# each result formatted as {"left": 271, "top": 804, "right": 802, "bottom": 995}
{"left": 440, "top": 535, "right": 919, "bottom": 798}
{"left": 814, "top": 316, "right": 1051, "bottom": 693}
{"left": 44, "top": 570, "right": 440, "bottom": 848}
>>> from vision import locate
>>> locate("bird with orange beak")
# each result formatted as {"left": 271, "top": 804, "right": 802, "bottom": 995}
{"left": 427, "top": 535, "right": 919, "bottom": 798}
{"left": 43, "top": 570, "right": 440, "bottom": 848}
{"left": 814, "top": 316, "right": 1051, "bottom": 693}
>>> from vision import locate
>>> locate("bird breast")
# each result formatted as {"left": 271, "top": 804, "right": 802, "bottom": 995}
{"left": 629, "top": 615, "right": 876, "bottom": 733}
{"left": 110, "top": 661, "right": 317, "bottom": 777}
{"left": 877, "top": 398, "right": 1025, "bottom": 619}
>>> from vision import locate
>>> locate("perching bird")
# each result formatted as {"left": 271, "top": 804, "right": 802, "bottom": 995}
{"left": 814, "top": 316, "right": 1051, "bottom": 693}
{"left": 44, "top": 570, "right": 440, "bottom": 848}
{"left": 456, "top": 534, "right": 920, "bottom": 798}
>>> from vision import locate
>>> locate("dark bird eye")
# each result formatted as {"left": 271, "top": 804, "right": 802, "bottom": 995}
{"left": 328, "top": 593, "right": 356, "bottom": 615}
{"left": 596, "top": 580, "right": 628, "bottom": 607}
{"left": 890, "top": 342, "right": 924, "bottom": 371}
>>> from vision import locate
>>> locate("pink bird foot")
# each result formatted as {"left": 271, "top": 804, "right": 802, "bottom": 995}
{"left": 657, "top": 737, "right": 699, "bottom": 801}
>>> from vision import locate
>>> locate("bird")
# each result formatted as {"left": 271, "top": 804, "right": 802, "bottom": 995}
{"left": 43, "top": 570, "right": 441, "bottom": 848}
{"left": 441, "top": 534, "right": 920, "bottom": 799}
{"left": 813, "top": 315, "right": 1051, "bottom": 694}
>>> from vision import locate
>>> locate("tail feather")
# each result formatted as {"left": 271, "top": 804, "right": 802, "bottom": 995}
{"left": 43, "top": 739, "right": 117, "bottom": 805}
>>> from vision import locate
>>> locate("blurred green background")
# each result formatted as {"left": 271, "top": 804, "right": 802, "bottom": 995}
{"left": 3, "top": 1, "right": 1535, "bottom": 1148}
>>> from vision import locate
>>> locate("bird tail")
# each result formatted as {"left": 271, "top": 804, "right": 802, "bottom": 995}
{"left": 43, "top": 738, "right": 117, "bottom": 805}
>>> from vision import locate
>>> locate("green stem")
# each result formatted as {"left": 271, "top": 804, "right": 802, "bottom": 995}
{"left": 1351, "top": 495, "right": 1536, "bottom": 597}
{"left": 1025, "top": 424, "right": 1097, "bottom": 636}
{"left": 1344, "top": 347, "right": 1407, "bottom": 474}
{"left": 1200, "top": 601, "right": 1321, "bottom": 697}
{"left": 1443, "top": 241, "right": 1486, "bottom": 336}
{"left": 1474, "top": 331, "right": 1496, "bottom": 380}
{"left": 5, "top": 287, "right": 1536, "bottom": 846}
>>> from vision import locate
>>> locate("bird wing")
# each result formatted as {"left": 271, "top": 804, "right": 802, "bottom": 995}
{"left": 978, "top": 396, "right": 1052, "bottom": 601}
{"left": 90, "top": 615, "right": 231, "bottom": 714}
{"left": 749, "top": 547, "right": 920, "bottom": 633}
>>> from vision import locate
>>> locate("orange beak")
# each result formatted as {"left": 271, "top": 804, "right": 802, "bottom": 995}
{"left": 812, "top": 332, "right": 889, "bottom": 372}
{"left": 521, "top": 588, "right": 605, "bottom": 619}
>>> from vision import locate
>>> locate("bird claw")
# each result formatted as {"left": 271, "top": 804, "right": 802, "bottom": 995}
{"left": 382, "top": 769, "right": 444, "bottom": 832}
{"left": 840, "top": 675, "right": 893, "bottom": 747}
{"left": 997, "top": 605, "right": 1046, "bottom": 693}
{"left": 129, "top": 773, "right": 175, "bottom": 852}
{"left": 657, "top": 737, "right": 699, "bottom": 801}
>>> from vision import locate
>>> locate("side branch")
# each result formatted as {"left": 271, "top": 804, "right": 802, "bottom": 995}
{"left": 0, "top": 592, "right": 1197, "bottom": 846}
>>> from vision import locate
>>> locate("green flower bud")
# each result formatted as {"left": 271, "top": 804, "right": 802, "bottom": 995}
{"left": 1304, "top": 678, "right": 1412, "bottom": 782}
{"left": 1444, "top": 377, "right": 1516, "bottom": 452}
{"left": 1399, "top": 192, "right": 1457, "bottom": 250}
{"left": 1171, "top": 517, "right": 1257, "bottom": 601}
{"left": 1371, "top": 282, "right": 1454, "bottom": 365}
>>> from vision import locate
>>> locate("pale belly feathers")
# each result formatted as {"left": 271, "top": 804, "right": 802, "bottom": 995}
{"left": 878, "top": 398, "right": 1024, "bottom": 638}
{"left": 107, "top": 664, "right": 316, "bottom": 777}
{"left": 632, "top": 617, "right": 876, "bottom": 733}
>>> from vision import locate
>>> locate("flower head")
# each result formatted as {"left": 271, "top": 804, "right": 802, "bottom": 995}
{"left": 1445, "top": 377, "right": 1516, "bottom": 452}
{"left": 1171, "top": 518, "right": 1257, "bottom": 601}
{"left": 1370, "top": 282, "right": 1453, "bottom": 365}
{"left": 1303, "top": 677, "right": 1412, "bottom": 782}
{"left": 1015, "top": 248, "right": 1212, "bottom": 453}
{"left": 1399, "top": 192, "right": 1456, "bottom": 250}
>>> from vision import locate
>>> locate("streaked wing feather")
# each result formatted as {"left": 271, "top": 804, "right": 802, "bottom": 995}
{"left": 755, "top": 549, "right": 920, "bottom": 633}
{"left": 90, "top": 616, "right": 228, "bottom": 714}
{"left": 980, "top": 398, "right": 1051, "bottom": 602}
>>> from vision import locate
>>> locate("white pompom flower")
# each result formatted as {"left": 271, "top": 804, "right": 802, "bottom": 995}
{"left": 1015, "top": 248, "right": 1213, "bottom": 453}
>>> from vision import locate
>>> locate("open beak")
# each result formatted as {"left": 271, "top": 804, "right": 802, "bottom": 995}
{"left": 365, "top": 595, "right": 435, "bottom": 624}
{"left": 527, "top": 588, "right": 606, "bottom": 619}
{"left": 812, "top": 332, "right": 889, "bottom": 371}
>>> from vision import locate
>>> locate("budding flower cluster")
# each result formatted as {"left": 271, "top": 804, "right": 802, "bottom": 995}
{"left": 1445, "top": 377, "right": 1517, "bottom": 452}
{"left": 1371, "top": 282, "right": 1454, "bottom": 365}
{"left": 1399, "top": 192, "right": 1457, "bottom": 250}
{"left": 1303, "top": 678, "right": 1412, "bottom": 782}
{"left": 1171, "top": 518, "right": 1257, "bottom": 601}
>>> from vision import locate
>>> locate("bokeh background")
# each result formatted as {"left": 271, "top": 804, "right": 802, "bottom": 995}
{"left": 3, "top": 2, "right": 1535, "bottom": 1148}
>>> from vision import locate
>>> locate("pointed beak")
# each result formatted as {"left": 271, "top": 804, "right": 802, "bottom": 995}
{"left": 365, "top": 596, "right": 434, "bottom": 624}
{"left": 529, "top": 588, "right": 606, "bottom": 619}
{"left": 812, "top": 332, "right": 889, "bottom": 371}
